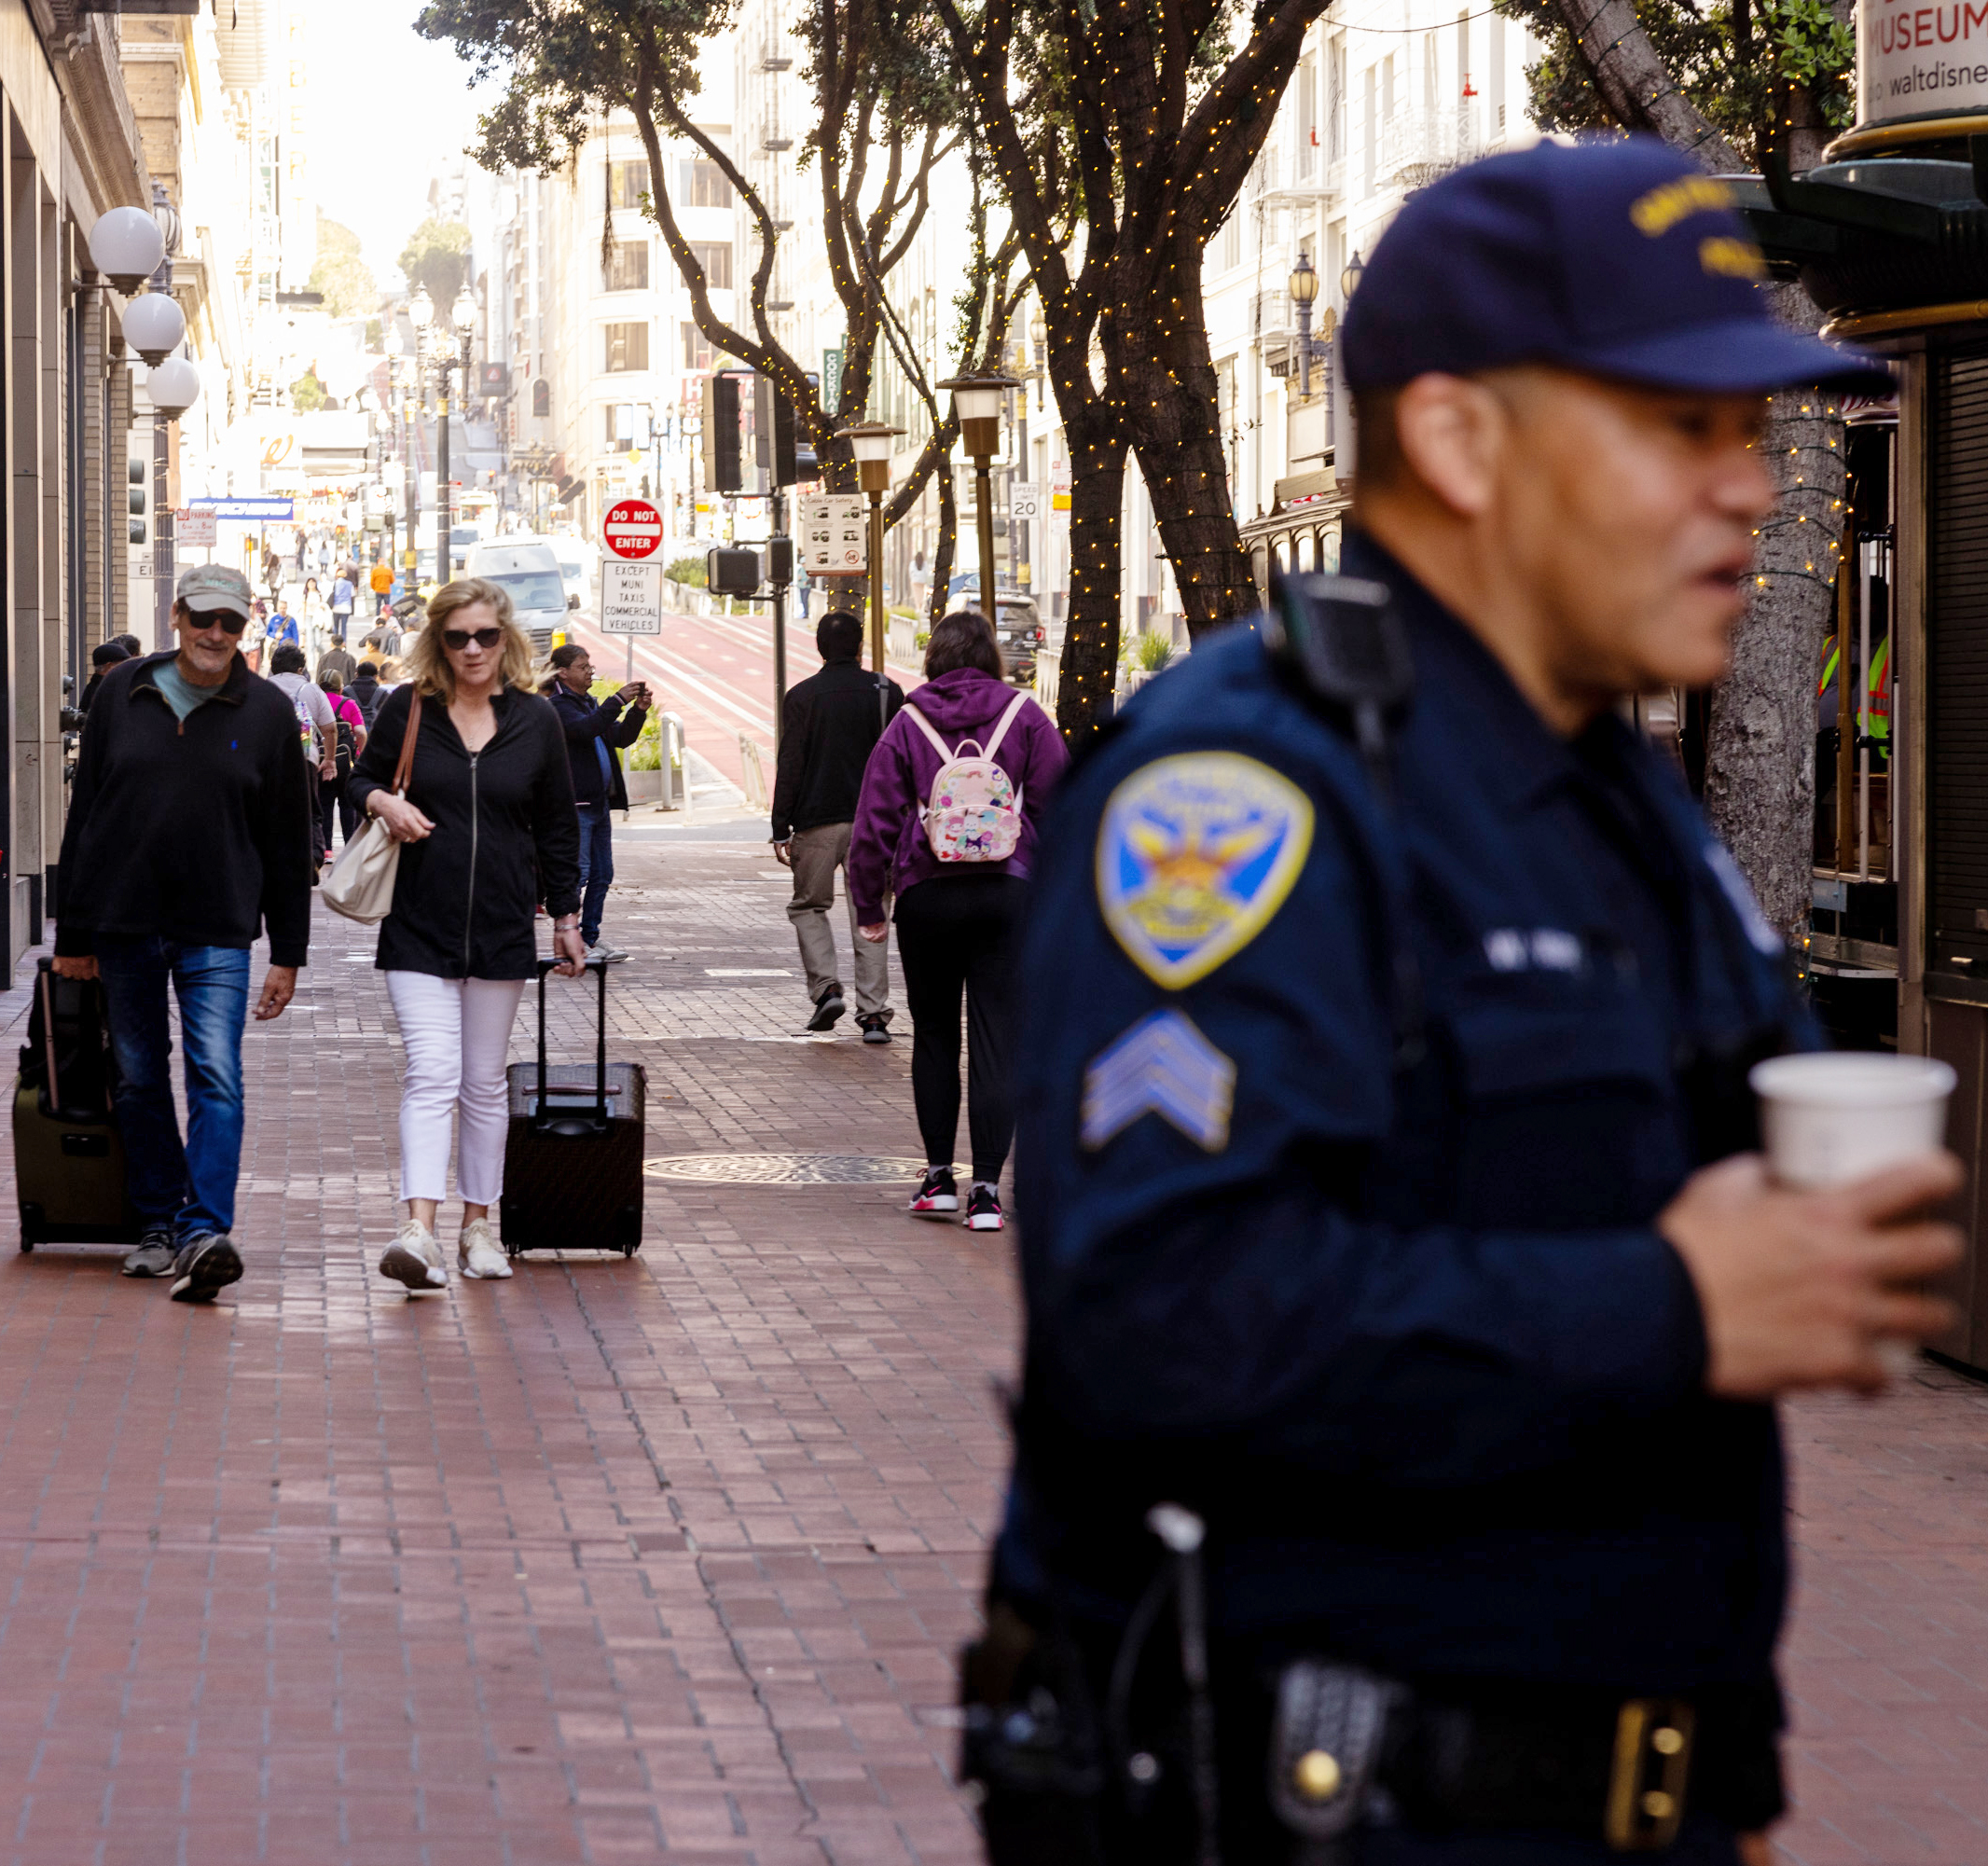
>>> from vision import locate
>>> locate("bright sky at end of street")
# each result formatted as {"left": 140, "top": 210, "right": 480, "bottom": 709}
{"left": 305, "top": 0, "right": 496, "bottom": 283}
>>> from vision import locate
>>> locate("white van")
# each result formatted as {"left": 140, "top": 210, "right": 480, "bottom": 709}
{"left": 462, "top": 541, "right": 573, "bottom": 656}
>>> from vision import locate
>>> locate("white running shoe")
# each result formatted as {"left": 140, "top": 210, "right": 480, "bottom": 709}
{"left": 379, "top": 1219, "right": 449, "bottom": 1292}
{"left": 459, "top": 1217, "right": 512, "bottom": 1279}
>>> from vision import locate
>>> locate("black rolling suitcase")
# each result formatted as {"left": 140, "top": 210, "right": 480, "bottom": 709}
{"left": 12, "top": 958, "right": 140, "bottom": 1251}
{"left": 500, "top": 957, "right": 646, "bottom": 1257}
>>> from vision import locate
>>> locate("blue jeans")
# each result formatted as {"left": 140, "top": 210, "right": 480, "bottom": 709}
{"left": 576, "top": 800, "right": 614, "bottom": 946}
{"left": 94, "top": 938, "right": 251, "bottom": 1239}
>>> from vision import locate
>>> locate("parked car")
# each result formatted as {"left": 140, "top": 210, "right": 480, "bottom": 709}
{"left": 946, "top": 579, "right": 1042, "bottom": 684}
{"left": 462, "top": 540, "right": 571, "bottom": 657}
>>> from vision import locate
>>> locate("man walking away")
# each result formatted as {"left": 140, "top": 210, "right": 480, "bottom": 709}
{"left": 52, "top": 563, "right": 311, "bottom": 1302}
{"left": 771, "top": 610, "right": 903, "bottom": 1039}
{"left": 545, "top": 643, "right": 649, "bottom": 962}
{"left": 348, "top": 659, "right": 386, "bottom": 728}
{"left": 331, "top": 569, "right": 355, "bottom": 643}
{"left": 266, "top": 643, "right": 338, "bottom": 870}
{"left": 316, "top": 638, "right": 358, "bottom": 690}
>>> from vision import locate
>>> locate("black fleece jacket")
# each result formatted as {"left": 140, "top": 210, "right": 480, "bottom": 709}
{"left": 55, "top": 652, "right": 314, "bottom": 967}
{"left": 769, "top": 657, "right": 904, "bottom": 840}
{"left": 347, "top": 684, "right": 581, "bottom": 979}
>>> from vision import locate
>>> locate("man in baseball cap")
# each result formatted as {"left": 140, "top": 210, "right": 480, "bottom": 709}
{"left": 974, "top": 137, "right": 1958, "bottom": 1863}
{"left": 51, "top": 559, "right": 314, "bottom": 1304}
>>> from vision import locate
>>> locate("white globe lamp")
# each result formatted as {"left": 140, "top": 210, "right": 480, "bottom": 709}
{"left": 88, "top": 206, "right": 167, "bottom": 293}
{"left": 120, "top": 291, "right": 186, "bottom": 366}
{"left": 147, "top": 356, "right": 200, "bottom": 420}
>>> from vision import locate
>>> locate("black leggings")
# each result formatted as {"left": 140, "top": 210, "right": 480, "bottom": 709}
{"left": 891, "top": 875, "right": 1027, "bottom": 1182}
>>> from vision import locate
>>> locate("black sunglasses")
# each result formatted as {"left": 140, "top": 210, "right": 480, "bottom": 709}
{"left": 442, "top": 626, "right": 504, "bottom": 651}
{"left": 186, "top": 606, "right": 247, "bottom": 635}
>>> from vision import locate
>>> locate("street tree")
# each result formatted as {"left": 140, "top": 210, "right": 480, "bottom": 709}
{"left": 1495, "top": 0, "right": 1858, "bottom": 934}
{"left": 936, "top": 0, "right": 1332, "bottom": 737}
{"left": 311, "top": 214, "right": 380, "bottom": 321}
{"left": 420, "top": 0, "right": 990, "bottom": 598}
{"left": 397, "top": 216, "right": 474, "bottom": 306}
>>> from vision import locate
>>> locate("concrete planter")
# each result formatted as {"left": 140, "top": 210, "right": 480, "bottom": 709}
{"left": 622, "top": 767, "right": 664, "bottom": 808}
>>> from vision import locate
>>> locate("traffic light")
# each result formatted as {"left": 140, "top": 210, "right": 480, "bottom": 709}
{"left": 127, "top": 453, "right": 147, "bottom": 545}
{"left": 754, "top": 373, "right": 798, "bottom": 487}
{"left": 765, "top": 537, "right": 794, "bottom": 586}
{"left": 707, "top": 546, "right": 759, "bottom": 595}
{"left": 701, "top": 374, "right": 741, "bottom": 491}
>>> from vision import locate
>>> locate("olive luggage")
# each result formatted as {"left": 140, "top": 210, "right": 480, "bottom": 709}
{"left": 12, "top": 958, "right": 139, "bottom": 1251}
{"left": 500, "top": 957, "right": 645, "bottom": 1257}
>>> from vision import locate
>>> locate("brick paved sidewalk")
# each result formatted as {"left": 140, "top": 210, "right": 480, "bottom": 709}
{"left": 0, "top": 826, "right": 1982, "bottom": 1862}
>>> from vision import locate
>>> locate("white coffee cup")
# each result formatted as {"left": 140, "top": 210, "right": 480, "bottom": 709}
{"left": 1748, "top": 1052, "right": 1956, "bottom": 1191}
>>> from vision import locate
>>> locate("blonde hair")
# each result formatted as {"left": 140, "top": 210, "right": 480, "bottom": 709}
{"left": 407, "top": 578, "right": 538, "bottom": 698}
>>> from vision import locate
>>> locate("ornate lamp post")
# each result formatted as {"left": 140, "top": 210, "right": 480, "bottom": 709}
{"left": 835, "top": 420, "right": 905, "bottom": 727}
{"left": 939, "top": 371, "right": 1020, "bottom": 615}
{"left": 1287, "top": 253, "right": 1336, "bottom": 404}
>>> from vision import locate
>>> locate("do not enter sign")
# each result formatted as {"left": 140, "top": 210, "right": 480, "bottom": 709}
{"left": 601, "top": 497, "right": 664, "bottom": 560}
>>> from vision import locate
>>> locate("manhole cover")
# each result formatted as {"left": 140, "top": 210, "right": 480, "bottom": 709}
{"left": 643, "top": 1153, "right": 928, "bottom": 1184}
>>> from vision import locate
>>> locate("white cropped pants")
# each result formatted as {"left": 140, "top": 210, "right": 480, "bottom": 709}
{"left": 385, "top": 972, "right": 528, "bottom": 1206}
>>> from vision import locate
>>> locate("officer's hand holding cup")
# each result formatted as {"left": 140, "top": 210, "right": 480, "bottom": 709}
{"left": 1659, "top": 1054, "right": 1963, "bottom": 1398}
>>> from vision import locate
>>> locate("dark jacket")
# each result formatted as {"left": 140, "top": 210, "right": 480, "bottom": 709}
{"left": 770, "top": 656, "right": 905, "bottom": 841}
{"left": 1002, "top": 529, "right": 1813, "bottom": 1700}
{"left": 346, "top": 674, "right": 385, "bottom": 726}
{"left": 847, "top": 670, "right": 1067, "bottom": 923}
{"left": 315, "top": 645, "right": 358, "bottom": 689}
{"left": 548, "top": 682, "right": 648, "bottom": 809}
{"left": 55, "top": 652, "right": 314, "bottom": 967}
{"left": 347, "top": 684, "right": 581, "bottom": 979}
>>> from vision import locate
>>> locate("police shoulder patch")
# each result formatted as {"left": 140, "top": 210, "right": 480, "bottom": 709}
{"left": 1097, "top": 752, "right": 1315, "bottom": 988}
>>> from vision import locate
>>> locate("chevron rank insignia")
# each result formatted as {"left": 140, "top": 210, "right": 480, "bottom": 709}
{"left": 1097, "top": 753, "right": 1314, "bottom": 988}
{"left": 1081, "top": 1010, "right": 1237, "bottom": 1153}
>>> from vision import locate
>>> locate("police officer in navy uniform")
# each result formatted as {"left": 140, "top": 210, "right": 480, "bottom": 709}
{"left": 966, "top": 139, "right": 1964, "bottom": 1865}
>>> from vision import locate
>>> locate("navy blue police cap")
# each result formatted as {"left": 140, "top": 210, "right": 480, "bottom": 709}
{"left": 1341, "top": 135, "right": 1891, "bottom": 396}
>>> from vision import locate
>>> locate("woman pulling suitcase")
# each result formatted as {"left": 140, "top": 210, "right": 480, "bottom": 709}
{"left": 346, "top": 577, "right": 585, "bottom": 1291}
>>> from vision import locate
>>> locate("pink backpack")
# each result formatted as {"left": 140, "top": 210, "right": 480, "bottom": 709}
{"left": 904, "top": 691, "right": 1032, "bottom": 863}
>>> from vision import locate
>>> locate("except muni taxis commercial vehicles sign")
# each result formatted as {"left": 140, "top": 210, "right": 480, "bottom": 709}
{"left": 1858, "top": 0, "right": 1988, "bottom": 120}
{"left": 601, "top": 496, "right": 664, "bottom": 561}
{"left": 601, "top": 560, "right": 664, "bottom": 636}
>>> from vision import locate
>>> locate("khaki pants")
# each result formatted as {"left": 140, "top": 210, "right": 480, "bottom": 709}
{"left": 788, "top": 822, "right": 890, "bottom": 1018}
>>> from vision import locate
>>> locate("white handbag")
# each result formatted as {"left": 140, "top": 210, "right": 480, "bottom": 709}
{"left": 321, "top": 689, "right": 422, "bottom": 925}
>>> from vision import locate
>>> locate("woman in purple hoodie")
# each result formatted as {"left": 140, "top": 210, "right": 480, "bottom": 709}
{"left": 849, "top": 611, "right": 1070, "bottom": 1231}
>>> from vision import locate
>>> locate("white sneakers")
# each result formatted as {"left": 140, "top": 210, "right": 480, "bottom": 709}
{"left": 380, "top": 1215, "right": 513, "bottom": 1289}
{"left": 459, "top": 1217, "right": 512, "bottom": 1279}
{"left": 379, "top": 1219, "right": 449, "bottom": 1292}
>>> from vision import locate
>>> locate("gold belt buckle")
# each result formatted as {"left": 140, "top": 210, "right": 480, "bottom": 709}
{"left": 1604, "top": 1697, "right": 1695, "bottom": 1852}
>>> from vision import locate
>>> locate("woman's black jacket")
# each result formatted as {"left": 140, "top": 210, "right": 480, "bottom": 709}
{"left": 347, "top": 683, "right": 581, "bottom": 979}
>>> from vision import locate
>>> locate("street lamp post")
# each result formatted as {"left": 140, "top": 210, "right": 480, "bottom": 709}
{"left": 407, "top": 288, "right": 435, "bottom": 587}
{"left": 835, "top": 421, "right": 905, "bottom": 730}
{"left": 939, "top": 371, "right": 1021, "bottom": 620}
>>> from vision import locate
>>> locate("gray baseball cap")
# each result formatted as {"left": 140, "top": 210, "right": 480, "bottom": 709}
{"left": 175, "top": 561, "right": 254, "bottom": 619}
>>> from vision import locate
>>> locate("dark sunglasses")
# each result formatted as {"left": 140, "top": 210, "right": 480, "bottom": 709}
{"left": 442, "top": 626, "right": 504, "bottom": 651}
{"left": 186, "top": 606, "right": 247, "bottom": 635}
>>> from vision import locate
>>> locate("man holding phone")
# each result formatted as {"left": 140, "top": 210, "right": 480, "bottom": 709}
{"left": 545, "top": 643, "right": 651, "bottom": 963}
{"left": 51, "top": 563, "right": 313, "bottom": 1303}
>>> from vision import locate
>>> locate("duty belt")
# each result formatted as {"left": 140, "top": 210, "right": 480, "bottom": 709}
{"left": 1268, "top": 1658, "right": 1782, "bottom": 1852}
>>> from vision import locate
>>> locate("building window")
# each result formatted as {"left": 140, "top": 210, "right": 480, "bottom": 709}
{"left": 1489, "top": 14, "right": 1506, "bottom": 131}
{"left": 1330, "top": 41, "right": 1347, "bottom": 159}
{"left": 604, "top": 322, "right": 649, "bottom": 372}
{"left": 603, "top": 242, "right": 649, "bottom": 292}
{"left": 608, "top": 159, "right": 648, "bottom": 211}
{"left": 1297, "top": 57, "right": 1316, "bottom": 180}
{"left": 1219, "top": 209, "right": 1242, "bottom": 274}
{"left": 689, "top": 242, "right": 732, "bottom": 288}
{"left": 683, "top": 321, "right": 713, "bottom": 371}
{"left": 679, "top": 158, "right": 733, "bottom": 208}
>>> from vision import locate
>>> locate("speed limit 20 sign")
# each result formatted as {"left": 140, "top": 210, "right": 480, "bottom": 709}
{"left": 601, "top": 497, "right": 664, "bottom": 561}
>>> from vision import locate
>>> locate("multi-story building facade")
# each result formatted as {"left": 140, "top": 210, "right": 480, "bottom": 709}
{"left": 492, "top": 38, "right": 738, "bottom": 552}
